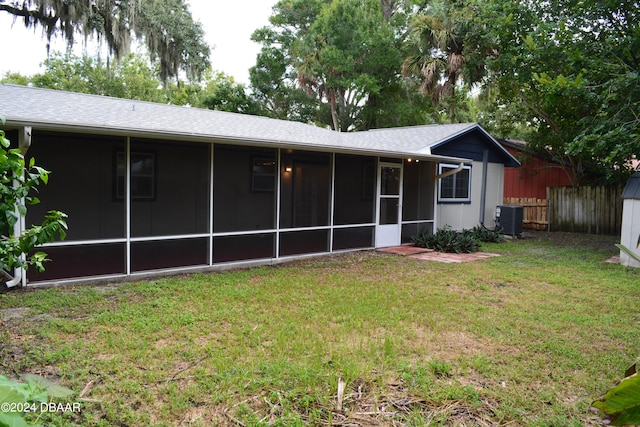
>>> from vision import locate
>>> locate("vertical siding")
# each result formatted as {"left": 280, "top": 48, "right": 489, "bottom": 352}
{"left": 503, "top": 147, "right": 574, "bottom": 199}
{"left": 548, "top": 186, "right": 623, "bottom": 235}
{"left": 620, "top": 199, "right": 640, "bottom": 267}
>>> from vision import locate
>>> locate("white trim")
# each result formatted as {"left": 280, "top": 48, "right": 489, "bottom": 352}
{"left": 279, "top": 226, "right": 332, "bottom": 233}
{"left": 329, "top": 153, "right": 336, "bottom": 252}
{"left": 40, "top": 238, "right": 127, "bottom": 247}
{"left": 275, "top": 149, "right": 282, "bottom": 258}
{"left": 332, "top": 223, "right": 376, "bottom": 229}
{"left": 209, "top": 143, "right": 214, "bottom": 266}
{"left": 213, "top": 229, "right": 277, "bottom": 237}
{"left": 436, "top": 162, "right": 465, "bottom": 179}
{"left": 437, "top": 163, "right": 472, "bottom": 203}
{"left": 130, "top": 234, "right": 210, "bottom": 242}
{"left": 401, "top": 219, "right": 435, "bottom": 225}
{"left": 375, "top": 161, "right": 403, "bottom": 247}
{"left": 125, "top": 137, "right": 131, "bottom": 275}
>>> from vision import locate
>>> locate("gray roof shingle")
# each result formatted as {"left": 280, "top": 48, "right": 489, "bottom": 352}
{"left": 0, "top": 84, "right": 515, "bottom": 164}
{"left": 622, "top": 172, "right": 640, "bottom": 200}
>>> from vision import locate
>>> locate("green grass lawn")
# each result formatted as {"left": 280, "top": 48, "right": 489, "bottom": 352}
{"left": 1, "top": 232, "right": 639, "bottom": 426}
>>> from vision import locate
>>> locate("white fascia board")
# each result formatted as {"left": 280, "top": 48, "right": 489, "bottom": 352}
{"left": 3, "top": 119, "right": 472, "bottom": 164}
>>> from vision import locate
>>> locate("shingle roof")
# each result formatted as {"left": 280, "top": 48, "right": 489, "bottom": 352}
{"left": 0, "top": 84, "right": 515, "bottom": 164}
{"left": 622, "top": 172, "right": 640, "bottom": 200}
{"left": 345, "top": 124, "right": 478, "bottom": 155}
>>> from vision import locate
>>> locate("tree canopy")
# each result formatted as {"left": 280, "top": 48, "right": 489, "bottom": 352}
{"left": 1, "top": 52, "right": 256, "bottom": 114}
{"left": 251, "top": 0, "right": 433, "bottom": 131}
{"left": 3, "top": 0, "right": 638, "bottom": 184}
{"left": 478, "top": 0, "right": 640, "bottom": 185}
{"left": 0, "top": 0, "right": 211, "bottom": 81}
{"left": 250, "top": 0, "right": 638, "bottom": 183}
{"left": 402, "top": 0, "right": 497, "bottom": 121}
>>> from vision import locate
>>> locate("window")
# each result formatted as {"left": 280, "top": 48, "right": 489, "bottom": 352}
{"left": 115, "top": 151, "right": 156, "bottom": 200}
{"left": 252, "top": 157, "right": 276, "bottom": 192}
{"left": 438, "top": 163, "right": 471, "bottom": 202}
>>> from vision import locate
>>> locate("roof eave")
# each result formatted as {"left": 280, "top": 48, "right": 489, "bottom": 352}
{"left": 3, "top": 118, "right": 471, "bottom": 164}
{"left": 432, "top": 123, "right": 521, "bottom": 168}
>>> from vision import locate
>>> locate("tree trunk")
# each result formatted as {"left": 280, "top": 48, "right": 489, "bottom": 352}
{"left": 380, "top": 0, "right": 395, "bottom": 22}
{"left": 328, "top": 89, "right": 340, "bottom": 131}
{"left": 337, "top": 88, "right": 348, "bottom": 132}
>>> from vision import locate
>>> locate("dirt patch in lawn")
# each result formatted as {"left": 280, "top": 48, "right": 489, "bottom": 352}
{"left": 211, "top": 378, "right": 502, "bottom": 427}
{"left": 424, "top": 330, "right": 521, "bottom": 362}
{"left": 523, "top": 230, "right": 619, "bottom": 254}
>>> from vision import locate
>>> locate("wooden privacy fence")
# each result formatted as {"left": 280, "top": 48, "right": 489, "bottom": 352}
{"left": 504, "top": 186, "right": 623, "bottom": 234}
{"left": 547, "top": 186, "right": 623, "bottom": 235}
{"left": 503, "top": 197, "right": 548, "bottom": 231}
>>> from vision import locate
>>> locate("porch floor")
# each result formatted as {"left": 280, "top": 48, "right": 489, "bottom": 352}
{"left": 377, "top": 245, "right": 500, "bottom": 263}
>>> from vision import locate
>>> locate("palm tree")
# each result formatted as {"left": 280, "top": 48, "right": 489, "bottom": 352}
{"left": 402, "top": 1, "right": 479, "bottom": 121}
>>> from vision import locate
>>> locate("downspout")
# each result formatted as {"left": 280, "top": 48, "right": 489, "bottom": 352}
{"left": 5, "top": 127, "right": 31, "bottom": 288}
{"left": 435, "top": 162, "right": 465, "bottom": 180}
{"left": 5, "top": 214, "right": 24, "bottom": 288}
{"left": 479, "top": 149, "right": 489, "bottom": 228}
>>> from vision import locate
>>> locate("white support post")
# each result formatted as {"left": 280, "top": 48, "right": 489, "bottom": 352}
{"left": 209, "top": 143, "right": 214, "bottom": 266}
{"left": 329, "top": 153, "right": 336, "bottom": 252}
{"left": 125, "top": 137, "right": 131, "bottom": 275}
{"left": 275, "top": 149, "right": 282, "bottom": 259}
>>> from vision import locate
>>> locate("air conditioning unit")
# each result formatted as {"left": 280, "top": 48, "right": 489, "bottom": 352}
{"left": 496, "top": 205, "right": 523, "bottom": 236}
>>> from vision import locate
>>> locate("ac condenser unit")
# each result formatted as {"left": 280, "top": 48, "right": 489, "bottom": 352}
{"left": 496, "top": 205, "right": 523, "bottom": 236}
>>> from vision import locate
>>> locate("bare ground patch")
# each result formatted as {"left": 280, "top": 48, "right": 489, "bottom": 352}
{"left": 214, "top": 378, "right": 502, "bottom": 427}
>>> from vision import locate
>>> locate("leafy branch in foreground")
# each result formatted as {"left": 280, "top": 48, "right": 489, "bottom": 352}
{"left": 1, "top": 126, "right": 67, "bottom": 280}
{"left": 593, "top": 235, "right": 640, "bottom": 423}
{"left": 0, "top": 374, "right": 74, "bottom": 427}
{"left": 593, "top": 359, "right": 640, "bottom": 425}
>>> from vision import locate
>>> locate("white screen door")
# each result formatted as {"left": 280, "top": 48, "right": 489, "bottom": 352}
{"left": 375, "top": 163, "right": 402, "bottom": 247}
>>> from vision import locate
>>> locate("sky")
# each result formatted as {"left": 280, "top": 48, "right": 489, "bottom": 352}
{"left": 0, "top": 0, "right": 278, "bottom": 85}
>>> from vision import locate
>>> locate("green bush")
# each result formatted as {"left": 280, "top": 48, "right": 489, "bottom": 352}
{"left": 1, "top": 126, "right": 67, "bottom": 277}
{"left": 470, "top": 225, "right": 506, "bottom": 243}
{"left": 411, "top": 225, "right": 504, "bottom": 253}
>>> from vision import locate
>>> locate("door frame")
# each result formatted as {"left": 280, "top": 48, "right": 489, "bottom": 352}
{"left": 375, "top": 161, "right": 403, "bottom": 247}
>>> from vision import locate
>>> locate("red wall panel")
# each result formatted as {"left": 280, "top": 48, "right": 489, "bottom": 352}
{"left": 503, "top": 146, "right": 574, "bottom": 199}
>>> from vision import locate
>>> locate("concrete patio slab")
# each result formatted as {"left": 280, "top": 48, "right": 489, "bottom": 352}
{"left": 377, "top": 245, "right": 434, "bottom": 256}
{"left": 378, "top": 245, "right": 500, "bottom": 263}
{"left": 409, "top": 251, "right": 500, "bottom": 263}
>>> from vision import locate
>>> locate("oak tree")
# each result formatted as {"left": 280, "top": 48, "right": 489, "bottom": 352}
{"left": 0, "top": 0, "right": 210, "bottom": 82}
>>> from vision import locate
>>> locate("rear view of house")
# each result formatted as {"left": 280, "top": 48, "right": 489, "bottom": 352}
{"left": 0, "top": 84, "right": 519, "bottom": 286}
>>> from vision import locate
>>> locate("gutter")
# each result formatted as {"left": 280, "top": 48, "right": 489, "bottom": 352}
{"left": 2, "top": 121, "right": 472, "bottom": 166}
